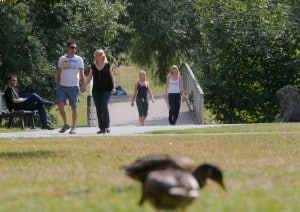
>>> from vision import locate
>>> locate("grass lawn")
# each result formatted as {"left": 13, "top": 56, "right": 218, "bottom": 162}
{"left": 0, "top": 123, "right": 299, "bottom": 211}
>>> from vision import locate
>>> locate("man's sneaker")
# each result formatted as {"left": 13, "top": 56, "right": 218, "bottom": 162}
{"left": 59, "top": 124, "right": 70, "bottom": 133}
{"left": 69, "top": 127, "right": 76, "bottom": 134}
{"left": 41, "top": 124, "right": 55, "bottom": 130}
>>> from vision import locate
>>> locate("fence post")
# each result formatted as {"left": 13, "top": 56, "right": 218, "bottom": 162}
{"left": 87, "top": 95, "right": 97, "bottom": 127}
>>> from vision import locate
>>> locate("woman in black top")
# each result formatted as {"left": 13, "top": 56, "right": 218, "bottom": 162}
{"left": 85, "top": 49, "right": 116, "bottom": 133}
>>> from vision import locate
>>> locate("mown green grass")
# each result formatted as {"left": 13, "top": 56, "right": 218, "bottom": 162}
{"left": 150, "top": 123, "right": 300, "bottom": 134}
{"left": 0, "top": 125, "right": 299, "bottom": 211}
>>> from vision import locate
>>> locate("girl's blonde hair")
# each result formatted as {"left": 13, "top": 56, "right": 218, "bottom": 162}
{"left": 94, "top": 49, "right": 108, "bottom": 64}
{"left": 139, "top": 70, "right": 147, "bottom": 81}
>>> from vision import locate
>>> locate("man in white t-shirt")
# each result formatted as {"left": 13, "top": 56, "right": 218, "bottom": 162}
{"left": 56, "top": 41, "right": 86, "bottom": 134}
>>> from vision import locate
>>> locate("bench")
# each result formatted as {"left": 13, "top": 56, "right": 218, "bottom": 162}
{"left": 0, "top": 93, "right": 37, "bottom": 129}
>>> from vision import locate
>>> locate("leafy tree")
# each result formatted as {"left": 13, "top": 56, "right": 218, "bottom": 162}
{"left": 196, "top": 0, "right": 300, "bottom": 123}
{"left": 0, "top": 3, "right": 53, "bottom": 97}
{"left": 29, "top": 0, "right": 129, "bottom": 68}
{"left": 127, "top": 0, "right": 200, "bottom": 81}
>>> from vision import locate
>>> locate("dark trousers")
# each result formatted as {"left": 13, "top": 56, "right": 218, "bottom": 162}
{"left": 16, "top": 93, "right": 48, "bottom": 125}
{"left": 168, "top": 93, "right": 181, "bottom": 125}
{"left": 136, "top": 97, "right": 149, "bottom": 117}
{"left": 92, "top": 91, "right": 111, "bottom": 130}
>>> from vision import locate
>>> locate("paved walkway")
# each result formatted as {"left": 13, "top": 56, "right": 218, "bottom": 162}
{"left": 108, "top": 95, "right": 196, "bottom": 126}
{"left": 0, "top": 95, "right": 206, "bottom": 138}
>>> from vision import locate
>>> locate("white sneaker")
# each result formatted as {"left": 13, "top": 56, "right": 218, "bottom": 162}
{"left": 69, "top": 127, "right": 76, "bottom": 134}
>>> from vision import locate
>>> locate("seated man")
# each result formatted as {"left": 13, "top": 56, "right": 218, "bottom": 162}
{"left": 3, "top": 74, "right": 54, "bottom": 130}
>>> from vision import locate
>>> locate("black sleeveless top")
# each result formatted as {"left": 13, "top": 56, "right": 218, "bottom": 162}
{"left": 91, "top": 63, "right": 113, "bottom": 92}
{"left": 137, "top": 82, "right": 148, "bottom": 99}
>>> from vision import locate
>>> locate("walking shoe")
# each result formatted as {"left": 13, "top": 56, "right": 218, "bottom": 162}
{"left": 105, "top": 128, "right": 111, "bottom": 133}
{"left": 59, "top": 124, "right": 70, "bottom": 133}
{"left": 41, "top": 124, "right": 55, "bottom": 130}
{"left": 69, "top": 127, "right": 76, "bottom": 134}
{"left": 44, "top": 100, "right": 54, "bottom": 108}
{"left": 97, "top": 130, "right": 105, "bottom": 134}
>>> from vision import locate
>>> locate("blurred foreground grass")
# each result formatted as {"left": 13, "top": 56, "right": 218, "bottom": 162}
{"left": 0, "top": 123, "right": 299, "bottom": 211}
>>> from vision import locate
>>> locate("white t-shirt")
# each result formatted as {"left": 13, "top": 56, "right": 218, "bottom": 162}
{"left": 168, "top": 78, "right": 180, "bottom": 93}
{"left": 58, "top": 55, "right": 84, "bottom": 86}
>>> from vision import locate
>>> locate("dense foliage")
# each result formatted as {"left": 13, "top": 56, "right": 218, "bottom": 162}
{"left": 126, "top": 0, "right": 300, "bottom": 123}
{"left": 0, "top": 0, "right": 299, "bottom": 123}
{"left": 195, "top": 0, "right": 300, "bottom": 123}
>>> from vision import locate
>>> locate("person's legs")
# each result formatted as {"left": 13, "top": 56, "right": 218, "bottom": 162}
{"left": 37, "top": 105, "right": 48, "bottom": 126}
{"left": 168, "top": 94, "right": 176, "bottom": 125}
{"left": 139, "top": 117, "right": 145, "bottom": 126}
{"left": 141, "top": 98, "right": 148, "bottom": 126}
{"left": 136, "top": 98, "right": 145, "bottom": 126}
{"left": 58, "top": 103, "right": 67, "bottom": 124}
{"left": 93, "top": 92, "right": 105, "bottom": 132}
{"left": 20, "top": 93, "right": 53, "bottom": 129}
{"left": 56, "top": 85, "right": 67, "bottom": 124}
{"left": 67, "top": 86, "right": 80, "bottom": 134}
{"left": 172, "top": 93, "right": 181, "bottom": 125}
{"left": 100, "top": 91, "right": 111, "bottom": 131}
{"left": 70, "top": 106, "right": 77, "bottom": 129}
{"left": 56, "top": 85, "right": 70, "bottom": 132}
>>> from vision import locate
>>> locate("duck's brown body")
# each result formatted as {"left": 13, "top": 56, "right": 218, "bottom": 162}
{"left": 124, "top": 154, "right": 196, "bottom": 181}
{"left": 142, "top": 169, "right": 199, "bottom": 210}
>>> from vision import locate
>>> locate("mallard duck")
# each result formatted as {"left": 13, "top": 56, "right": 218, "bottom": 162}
{"left": 123, "top": 154, "right": 225, "bottom": 210}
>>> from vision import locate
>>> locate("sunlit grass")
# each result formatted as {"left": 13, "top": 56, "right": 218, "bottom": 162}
{"left": 0, "top": 129, "right": 299, "bottom": 211}
{"left": 149, "top": 123, "right": 300, "bottom": 134}
{"left": 113, "top": 63, "right": 165, "bottom": 96}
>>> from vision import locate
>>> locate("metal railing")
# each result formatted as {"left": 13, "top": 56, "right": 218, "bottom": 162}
{"left": 180, "top": 63, "right": 204, "bottom": 124}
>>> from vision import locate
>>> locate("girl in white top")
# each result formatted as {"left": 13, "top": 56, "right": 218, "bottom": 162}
{"left": 165, "top": 65, "right": 185, "bottom": 125}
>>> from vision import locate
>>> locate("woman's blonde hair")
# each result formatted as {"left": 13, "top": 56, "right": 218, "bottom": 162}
{"left": 170, "top": 65, "right": 180, "bottom": 76}
{"left": 94, "top": 49, "right": 108, "bottom": 64}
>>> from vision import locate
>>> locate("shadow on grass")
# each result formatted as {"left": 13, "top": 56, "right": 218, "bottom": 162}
{"left": 0, "top": 150, "right": 57, "bottom": 159}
